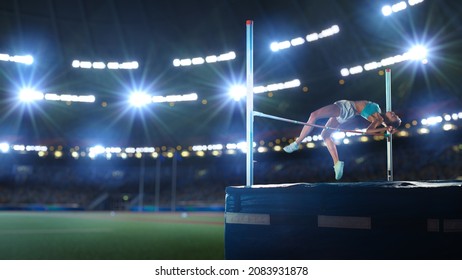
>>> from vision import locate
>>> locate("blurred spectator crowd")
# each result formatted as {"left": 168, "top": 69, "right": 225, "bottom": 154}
{"left": 0, "top": 131, "right": 461, "bottom": 211}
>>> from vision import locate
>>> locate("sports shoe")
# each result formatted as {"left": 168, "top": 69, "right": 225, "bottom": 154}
{"left": 283, "top": 142, "right": 299, "bottom": 153}
{"left": 333, "top": 161, "right": 344, "bottom": 180}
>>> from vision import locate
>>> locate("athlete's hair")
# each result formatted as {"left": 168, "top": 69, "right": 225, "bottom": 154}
{"left": 383, "top": 113, "right": 401, "bottom": 128}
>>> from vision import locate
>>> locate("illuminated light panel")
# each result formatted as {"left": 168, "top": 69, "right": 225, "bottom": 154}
{"left": 20, "top": 89, "right": 96, "bottom": 103}
{"left": 270, "top": 41, "right": 291, "bottom": 52}
{"left": 192, "top": 144, "right": 223, "bottom": 151}
{"left": 228, "top": 79, "right": 301, "bottom": 101}
{"left": 44, "top": 93, "right": 95, "bottom": 103}
{"left": 130, "top": 91, "right": 198, "bottom": 106}
{"left": 421, "top": 116, "right": 443, "bottom": 126}
{"left": 290, "top": 37, "right": 305, "bottom": 46}
{"left": 173, "top": 51, "right": 236, "bottom": 67}
{"left": 340, "top": 45, "right": 428, "bottom": 77}
{"left": 26, "top": 145, "right": 47, "bottom": 152}
{"left": 332, "top": 132, "right": 346, "bottom": 140}
{"left": 271, "top": 25, "right": 340, "bottom": 52}
{"left": 151, "top": 93, "right": 198, "bottom": 103}
{"left": 382, "top": 0, "right": 424, "bottom": 16}
{"left": 72, "top": 60, "right": 138, "bottom": 70}
{"left": 253, "top": 79, "right": 301, "bottom": 94}
{"left": 0, "top": 53, "right": 34, "bottom": 65}
{"left": 13, "top": 145, "right": 26, "bottom": 151}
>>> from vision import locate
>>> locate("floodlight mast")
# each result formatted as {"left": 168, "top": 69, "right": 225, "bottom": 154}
{"left": 245, "top": 20, "right": 254, "bottom": 188}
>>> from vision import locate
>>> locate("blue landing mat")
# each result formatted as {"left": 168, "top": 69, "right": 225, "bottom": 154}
{"left": 225, "top": 180, "right": 462, "bottom": 259}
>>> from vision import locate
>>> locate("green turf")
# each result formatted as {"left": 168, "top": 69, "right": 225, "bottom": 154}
{"left": 0, "top": 211, "right": 225, "bottom": 260}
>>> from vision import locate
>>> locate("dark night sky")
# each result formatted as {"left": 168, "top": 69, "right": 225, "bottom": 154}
{"left": 0, "top": 0, "right": 461, "bottom": 147}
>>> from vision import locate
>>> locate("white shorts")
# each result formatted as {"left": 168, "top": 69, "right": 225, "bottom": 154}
{"left": 334, "top": 100, "right": 357, "bottom": 124}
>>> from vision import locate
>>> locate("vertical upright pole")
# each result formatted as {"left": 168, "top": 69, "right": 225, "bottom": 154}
{"left": 154, "top": 155, "right": 161, "bottom": 211}
{"left": 171, "top": 153, "right": 177, "bottom": 212}
{"left": 138, "top": 156, "right": 145, "bottom": 211}
{"left": 385, "top": 68, "right": 393, "bottom": 181}
{"left": 246, "top": 20, "right": 254, "bottom": 188}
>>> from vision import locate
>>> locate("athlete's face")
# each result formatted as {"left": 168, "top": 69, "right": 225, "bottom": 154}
{"left": 386, "top": 111, "right": 401, "bottom": 125}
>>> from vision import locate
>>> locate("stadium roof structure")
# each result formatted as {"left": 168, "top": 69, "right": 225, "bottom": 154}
{"left": 0, "top": 0, "right": 461, "bottom": 148}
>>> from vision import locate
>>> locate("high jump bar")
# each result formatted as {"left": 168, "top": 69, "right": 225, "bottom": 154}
{"left": 253, "top": 111, "right": 367, "bottom": 135}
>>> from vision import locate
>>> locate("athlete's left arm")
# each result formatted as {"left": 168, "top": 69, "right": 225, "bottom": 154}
{"left": 364, "top": 113, "right": 389, "bottom": 135}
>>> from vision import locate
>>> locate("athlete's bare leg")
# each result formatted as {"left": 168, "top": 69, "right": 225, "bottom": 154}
{"left": 294, "top": 104, "right": 340, "bottom": 145}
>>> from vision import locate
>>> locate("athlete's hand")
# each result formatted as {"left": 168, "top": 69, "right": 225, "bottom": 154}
{"left": 387, "top": 126, "right": 398, "bottom": 134}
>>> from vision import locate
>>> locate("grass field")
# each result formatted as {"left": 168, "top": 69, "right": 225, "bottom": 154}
{"left": 0, "top": 211, "right": 225, "bottom": 260}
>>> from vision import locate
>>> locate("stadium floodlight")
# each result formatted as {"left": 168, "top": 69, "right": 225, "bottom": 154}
{"left": 92, "top": 62, "right": 106, "bottom": 69}
{"left": 180, "top": 59, "right": 192, "bottom": 66}
{"left": 306, "top": 33, "right": 319, "bottom": 42}
{"left": 107, "top": 62, "right": 120, "bottom": 69}
{"left": 129, "top": 91, "right": 152, "bottom": 107}
{"left": 0, "top": 53, "right": 33, "bottom": 65}
{"left": 422, "top": 116, "right": 443, "bottom": 126}
{"left": 151, "top": 93, "right": 198, "bottom": 103}
{"left": 44, "top": 93, "right": 96, "bottom": 103}
{"left": 192, "top": 57, "right": 205, "bottom": 65}
{"left": 118, "top": 61, "right": 139, "bottom": 70}
{"left": 0, "top": 142, "right": 9, "bottom": 153}
{"left": 270, "top": 40, "right": 291, "bottom": 52}
{"left": 291, "top": 37, "right": 305, "bottom": 46}
{"left": 272, "top": 24, "right": 340, "bottom": 52}
{"left": 340, "top": 68, "right": 350, "bottom": 77}
{"left": 253, "top": 79, "right": 301, "bottom": 94}
{"left": 72, "top": 60, "right": 138, "bottom": 70}
{"left": 19, "top": 88, "right": 44, "bottom": 102}
{"left": 88, "top": 145, "right": 106, "bottom": 158}
{"left": 364, "top": 62, "right": 381, "bottom": 71}
{"left": 382, "top": 0, "right": 424, "bottom": 16}
{"left": 228, "top": 85, "right": 247, "bottom": 101}
{"left": 318, "top": 25, "right": 340, "bottom": 38}
{"left": 382, "top": 5, "right": 393, "bottom": 16}
{"left": 173, "top": 51, "right": 236, "bottom": 67}
{"left": 340, "top": 45, "right": 428, "bottom": 76}
{"left": 408, "top": 0, "right": 424, "bottom": 6}
{"left": 407, "top": 45, "right": 427, "bottom": 61}
{"left": 14, "top": 55, "right": 34, "bottom": 65}
{"left": 205, "top": 55, "right": 218, "bottom": 63}
{"left": 349, "top": 65, "right": 364, "bottom": 75}
{"left": 218, "top": 51, "right": 236, "bottom": 61}
{"left": 392, "top": 1, "right": 407, "bottom": 13}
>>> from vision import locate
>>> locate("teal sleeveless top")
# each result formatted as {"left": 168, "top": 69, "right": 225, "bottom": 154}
{"left": 360, "top": 102, "right": 381, "bottom": 119}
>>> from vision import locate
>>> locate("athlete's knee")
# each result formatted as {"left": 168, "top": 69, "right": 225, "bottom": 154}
{"left": 308, "top": 112, "right": 319, "bottom": 123}
{"left": 321, "top": 130, "right": 332, "bottom": 140}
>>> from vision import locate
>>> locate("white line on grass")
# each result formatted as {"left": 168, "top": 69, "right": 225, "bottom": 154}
{"left": 0, "top": 228, "right": 112, "bottom": 235}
